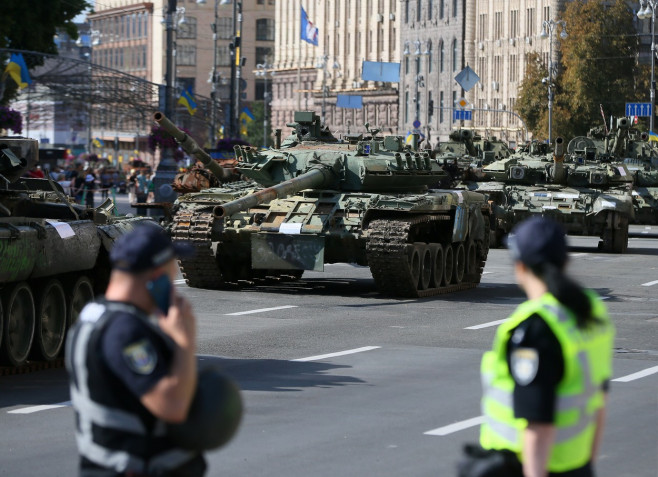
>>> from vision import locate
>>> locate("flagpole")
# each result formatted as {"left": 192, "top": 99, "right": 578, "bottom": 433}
{"left": 297, "top": 2, "right": 301, "bottom": 111}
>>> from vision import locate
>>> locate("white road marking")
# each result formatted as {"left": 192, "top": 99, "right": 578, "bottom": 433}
{"left": 641, "top": 280, "right": 658, "bottom": 287}
{"left": 225, "top": 305, "right": 298, "bottom": 316}
{"left": 174, "top": 279, "right": 187, "bottom": 285}
{"left": 612, "top": 365, "right": 658, "bottom": 383}
{"left": 465, "top": 319, "right": 506, "bottom": 330}
{"left": 424, "top": 416, "right": 484, "bottom": 436}
{"left": 570, "top": 253, "right": 586, "bottom": 258}
{"left": 292, "top": 346, "right": 381, "bottom": 362}
{"left": 8, "top": 401, "right": 71, "bottom": 414}
{"left": 600, "top": 296, "right": 611, "bottom": 300}
{"left": 482, "top": 271, "right": 493, "bottom": 275}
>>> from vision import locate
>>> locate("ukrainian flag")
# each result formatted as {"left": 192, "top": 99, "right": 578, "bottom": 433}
{"left": 3, "top": 53, "right": 32, "bottom": 89}
{"left": 239, "top": 107, "right": 255, "bottom": 135}
{"left": 92, "top": 137, "right": 105, "bottom": 148}
{"left": 178, "top": 87, "right": 197, "bottom": 116}
{"left": 648, "top": 131, "right": 658, "bottom": 142}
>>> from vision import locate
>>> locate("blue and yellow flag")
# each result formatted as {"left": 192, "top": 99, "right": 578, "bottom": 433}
{"left": 178, "top": 87, "right": 197, "bottom": 116}
{"left": 239, "top": 107, "right": 255, "bottom": 135}
{"left": 648, "top": 131, "right": 658, "bottom": 142}
{"left": 92, "top": 137, "right": 104, "bottom": 148}
{"left": 3, "top": 53, "right": 32, "bottom": 89}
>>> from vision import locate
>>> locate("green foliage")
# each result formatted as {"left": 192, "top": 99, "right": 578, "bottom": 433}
{"left": 243, "top": 102, "right": 272, "bottom": 148}
{"left": 1, "top": 0, "right": 89, "bottom": 104}
{"left": 517, "top": 0, "right": 646, "bottom": 138}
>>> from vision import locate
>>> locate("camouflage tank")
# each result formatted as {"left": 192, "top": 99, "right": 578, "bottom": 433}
{"left": 159, "top": 111, "right": 492, "bottom": 298}
{"left": 0, "top": 137, "right": 154, "bottom": 368}
{"left": 461, "top": 136, "right": 634, "bottom": 252}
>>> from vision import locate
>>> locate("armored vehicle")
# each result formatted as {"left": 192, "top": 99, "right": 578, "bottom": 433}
{"left": 0, "top": 137, "right": 154, "bottom": 368}
{"left": 158, "top": 111, "right": 492, "bottom": 298}
{"left": 462, "top": 137, "right": 633, "bottom": 252}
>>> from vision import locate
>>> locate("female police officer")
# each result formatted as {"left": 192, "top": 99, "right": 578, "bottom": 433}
{"left": 476, "top": 217, "right": 614, "bottom": 477}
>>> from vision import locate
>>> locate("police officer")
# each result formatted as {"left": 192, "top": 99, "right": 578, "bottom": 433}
{"left": 65, "top": 224, "right": 205, "bottom": 476}
{"left": 477, "top": 217, "right": 615, "bottom": 477}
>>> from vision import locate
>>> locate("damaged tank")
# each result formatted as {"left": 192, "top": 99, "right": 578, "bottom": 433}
{"left": 461, "top": 136, "right": 634, "bottom": 252}
{"left": 159, "top": 111, "right": 492, "bottom": 298}
{"left": 0, "top": 137, "right": 154, "bottom": 368}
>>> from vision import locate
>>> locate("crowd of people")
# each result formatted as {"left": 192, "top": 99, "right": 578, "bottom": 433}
{"left": 27, "top": 162, "right": 157, "bottom": 211}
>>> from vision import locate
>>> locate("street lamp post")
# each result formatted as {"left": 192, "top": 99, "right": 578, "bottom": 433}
{"left": 403, "top": 40, "right": 428, "bottom": 130}
{"left": 255, "top": 63, "right": 274, "bottom": 147}
{"left": 539, "top": 19, "right": 567, "bottom": 144}
{"left": 638, "top": 1, "right": 657, "bottom": 132}
{"left": 197, "top": 0, "right": 220, "bottom": 147}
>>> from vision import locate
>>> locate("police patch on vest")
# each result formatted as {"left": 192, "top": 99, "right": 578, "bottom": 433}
{"left": 510, "top": 347, "right": 539, "bottom": 386}
{"left": 122, "top": 339, "right": 157, "bottom": 374}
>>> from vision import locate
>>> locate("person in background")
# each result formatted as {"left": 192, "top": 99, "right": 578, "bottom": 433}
{"left": 84, "top": 167, "right": 97, "bottom": 208}
{"left": 71, "top": 162, "right": 86, "bottom": 204}
{"left": 462, "top": 217, "right": 615, "bottom": 477}
{"left": 134, "top": 169, "right": 148, "bottom": 215}
{"left": 100, "top": 167, "right": 112, "bottom": 200}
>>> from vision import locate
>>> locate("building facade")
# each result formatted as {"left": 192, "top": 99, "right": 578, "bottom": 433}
{"left": 271, "top": 0, "right": 400, "bottom": 137}
{"left": 399, "top": 0, "right": 466, "bottom": 145}
{"left": 465, "top": 0, "right": 564, "bottom": 145}
{"left": 88, "top": 0, "right": 275, "bottom": 143}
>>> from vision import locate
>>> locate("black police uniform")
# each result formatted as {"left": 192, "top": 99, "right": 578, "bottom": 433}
{"left": 507, "top": 314, "right": 608, "bottom": 477}
{"left": 66, "top": 299, "right": 206, "bottom": 477}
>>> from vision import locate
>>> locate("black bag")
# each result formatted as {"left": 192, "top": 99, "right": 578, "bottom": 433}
{"left": 457, "top": 444, "right": 523, "bottom": 477}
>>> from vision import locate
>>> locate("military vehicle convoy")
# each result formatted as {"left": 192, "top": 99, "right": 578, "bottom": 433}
{"left": 157, "top": 111, "right": 492, "bottom": 298}
{"left": 461, "top": 135, "right": 634, "bottom": 252}
{"left": 0, "top": 137, "right": 153, "bottom": 368}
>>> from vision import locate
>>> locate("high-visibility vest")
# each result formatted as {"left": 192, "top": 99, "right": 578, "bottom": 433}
{"left": 65, "top": 301, "right": 199, "bottom": 474}
{"left": 480, "top": 291, "right": 614, "bottom": 473}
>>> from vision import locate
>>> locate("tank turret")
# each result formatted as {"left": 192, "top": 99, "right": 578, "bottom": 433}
{"left": 167, "top": 111, "right": 492, "bottom": 298}
{"left": 0, "top": 137, "right": 38, "bottom": 183}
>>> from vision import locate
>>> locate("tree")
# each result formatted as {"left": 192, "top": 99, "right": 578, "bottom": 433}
{"left": 516, "top": 52, "right": 549, "bottom": 136}
{"left": 559, "top": 0, "right": 642, "bottom": 135}
{"left": 517, "top": 0, "right": 646, "bottom": 138}
{"left": 1, "top": 0, "right": 90, "bottom": 103}
{"left": 242, "top": 102, "right": 272, "bottom": 148}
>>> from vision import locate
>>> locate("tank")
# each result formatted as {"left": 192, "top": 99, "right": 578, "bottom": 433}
{"left": 461, "top": 136, "right": 634, "bottom": 252}
{"left": 0, "top": 137, "right": 155, "bottom": 368}
{"left": 161, "top": 111, "right": 492, "bottom": 298}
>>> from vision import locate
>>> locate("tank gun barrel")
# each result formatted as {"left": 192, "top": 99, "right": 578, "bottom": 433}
{"left": 153, "top": 112, "right": 231, "bottom": 181}
{"left": 213, "top": 167, "right": 334, "bottom": 218}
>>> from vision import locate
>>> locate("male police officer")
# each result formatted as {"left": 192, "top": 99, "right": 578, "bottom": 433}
{"left": 65, "top": 224, "right": 205, "bottom": 476}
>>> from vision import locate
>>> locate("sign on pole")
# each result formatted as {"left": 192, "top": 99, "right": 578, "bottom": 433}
{"left": 453, "top": 110, "right": 473, "bottom": 121}
{"left": 625, "top": 102, "right": 653, "bottom": 117}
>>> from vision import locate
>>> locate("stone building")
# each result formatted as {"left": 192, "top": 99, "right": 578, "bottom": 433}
{"left": 465, "top": 0, "right": 565, "bottom": 146}
{"left": 399, "top": 0, "right": 466, "bottom": 145}
{"left": 271, "top": 0, "right": 400, "bottom": 137}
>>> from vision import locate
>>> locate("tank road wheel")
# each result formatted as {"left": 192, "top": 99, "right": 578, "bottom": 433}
{"left": 429, "top": 244, "right": 444, "bottom": 288}
{"left": 443, "top": 245, "right": 454, "bottom": 286}
{"left": 33, "top": 279, "right": 68, "bottom": 361}
{"left": 69, "top": 276, "right": 94, "bottom": 327}
{"left": 407, "top": 245, "right": 422, "bottom": 290}
{"left": 415, "top": 243, "right": 432, "bottom": 291}
{"left": 465, "top": 240, "right": 478, "bottom": 282}
{"left": 453, "top": 243, "right": 466, "bottom": 284}
{"left": 1, "top": 282, "right": 36, "bottom": 367}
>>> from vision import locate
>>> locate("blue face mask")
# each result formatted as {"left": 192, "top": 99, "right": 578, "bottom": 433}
{"left": 146, "top": 274, "right": 172, "bottom": 315}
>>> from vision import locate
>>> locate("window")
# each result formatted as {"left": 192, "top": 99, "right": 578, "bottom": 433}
{"left": 405, "top": 0, "right": 409, "bottom": 23}
{"left": 405, "top": 56, "right": 410, "bottom": 74}
{"left": 427, "top": 40, "right": 433, "bottom": 73}
{"left": 439, "top": 0, "right": 444, "bottom": 19}
{"left": 428, "top": 0, "right": 432, "bottom": 19}
{"left": 217, "top": 45, "right": 231, "bottom": 66}
{"left": 452, "top": 91, "right": 457, "bottom": 121}
{"left": 510, "top": 10, "right": 519, "bottom": 38}
{"left": 405, "top": 91, "right": 409, "bottom": 122}
{"left": 526, "top": 8, "right": 536, "bottom": 37}
{"left": 428, "top": 91, "right": 433, "bottom": 119}
{"left": 440, "top": 40, "right": 444, "bottom": 72}
{"left": 178, "top": 45, "right": 196, "bottom": 66}
{"left": 452, "top": 0, "right": 457, "bottom": 17}
{"left": 543, "top": 6, "right": 550, "bottom": 23}
{"left": 494, "top": 12, "right": 502, "bottom": 39}
{"left": 478, "top": 13, "right": 487, "bottom": 41}
{"left": 177, "top": 17, "right": 196, "bottom": 39}
{"left": 452, "top": 38, "right": 457, "bottom": 71}
{"left": 256, "top": 19, "right": 274, "bottom": 41}
{"left": 439, "top": 91, "right": 444, "bottom": 123}
{"left": 217, "top": 17, "right": 232, "bottom": 40}
{"left": 417, "top": 0, "right": 421, "bottom": 22}
{"left": 509, "top": 55, "right": 518, "bottom": 82}
{"left": 256, "top": 47, "right": 273, "bottom": 64}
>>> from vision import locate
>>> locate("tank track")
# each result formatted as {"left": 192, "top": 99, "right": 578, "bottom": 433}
{"left": 366, "top": 216, "right": 489, "bottom": 298}
{"left": 0, "top": 358, "right": 64, "bottom": 376}
{"left": 171, "top": 211, "right": 225, "bottom": 289}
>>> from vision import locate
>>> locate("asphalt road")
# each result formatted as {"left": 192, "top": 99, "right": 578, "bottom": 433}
{"left": 0, "top": 217, "right": 656, "bottom": 476}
